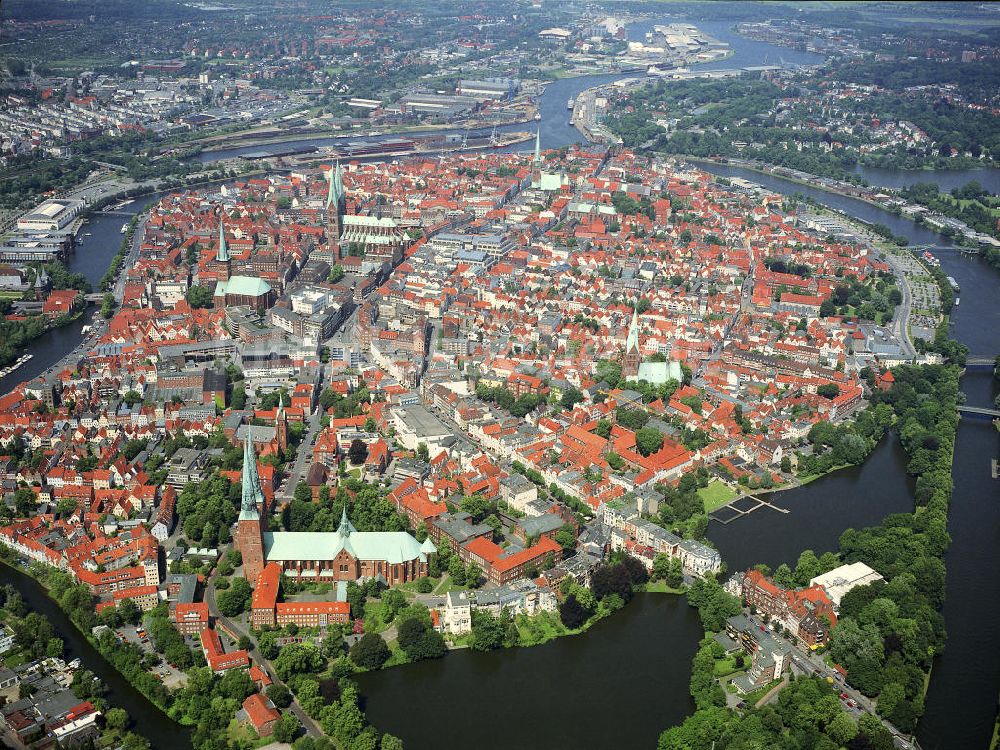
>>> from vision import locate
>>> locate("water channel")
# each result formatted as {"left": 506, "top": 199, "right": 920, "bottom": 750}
{"left": 0, "top": 13, "right": 997, "bottom": 750}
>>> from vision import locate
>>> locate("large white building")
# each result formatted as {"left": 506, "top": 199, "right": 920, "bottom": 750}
{"left": 810, "top": 562, "right": 884, "bottom": 609}
{"left": 17, "top": 199, "right": 84, "bottom": 232}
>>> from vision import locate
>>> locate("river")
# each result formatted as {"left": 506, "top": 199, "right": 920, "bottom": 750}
{"left": 1, "top": 13, "right": 998, "bottom": 750}
{"left": 0, "top": 562, "right": 192, "bottom": 749}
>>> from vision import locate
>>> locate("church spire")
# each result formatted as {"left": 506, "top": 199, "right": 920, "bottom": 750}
{"left": 337, "top": 506, "right": 356, "bottom": 537}
{"left": 534, "top": 129, "right": 541, "bottom": 164}
{"left": 239, "top": 428, "right": 263, "bottom": 520}
{"left": 326, "top": 163, "right": 337, "bottom": 209}
{"left": 625, "top": 304, "right": 640, "bottom": 353}
{"left": 217, "top": 216, "right": 229, "bottom": 263}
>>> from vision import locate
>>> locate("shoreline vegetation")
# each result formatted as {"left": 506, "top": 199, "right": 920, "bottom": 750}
{"left": 662, "top": 363, "right": 961, "bottom": 749}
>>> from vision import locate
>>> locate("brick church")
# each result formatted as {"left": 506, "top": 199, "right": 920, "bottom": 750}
{"left": 235, "top": 433, "right": 435, "bottom": 586}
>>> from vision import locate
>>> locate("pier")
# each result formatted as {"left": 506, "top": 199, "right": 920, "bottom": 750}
{"left": 710, "top": 493, "right": 790, "bottom": 524}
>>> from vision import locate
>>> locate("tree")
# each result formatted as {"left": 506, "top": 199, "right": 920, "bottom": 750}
{"left": 471, "top": 610, "right": 508, "bottom": 651}
{"left": 665, "top": 558, "right": 684, "bottom": 589}
{"left": 273, "top": 643, "right": 325, "bottom": 680}
{"left": 465, "top": 562, "right": 482, "bottom": 589}
{"left": 651, "top": 553, "right": 671, "bottom": 582}
{"left": 635, "top": 428, "right": 664, "bottom": 457}
{"left": 350, "top": 633, "right": 390, "bottom": 670}
{"left": 560, "top": 387, "right": 584, "bottom": 410}
{"left": 104, "top": 707, "right": 129, "bottom": 732}
{"left": 447, "top": 556, "right": 466, "bottom": 585}
{"left": 381, "top": 735, "right": 404, "bottom": 750}
{"left": 273, "top": 713, "right": 300, "bottom": 743}
{"left": 185, "top": 284, "right": 214, "bottom": 309}
{"left": 817, "top": 383, "right": 840, "bottom": 399}
{"left": 14, "top": 487, "right": 36, "bottom": 518}
{"left": 267, "top": 683, "right": 292, "bottom": 708}
{"left": 216, "top": 577, "right": 252, "bottom": 617}
{"left": 559, "top": 593, "right": 592, "bottom": 629}
{"left": 397, "top": 616, "right": 446, "bottom": 661}
{"left": 348, "top": 439, "right": 368, "bottom": 466}
{"left": 117, "top": 598, "right": 141, "bottom": 626}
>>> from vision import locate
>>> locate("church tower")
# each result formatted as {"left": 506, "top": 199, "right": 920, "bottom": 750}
{"left": 216, "top": 216, "right": 231, "bottom": 280}
{"left": 326, "top": 161, "right": 344, "bottom": 249}
{"left": 623, "top": 305, "right": 642, "bottom": 378}
{"left": 275, "top": 399, "right": 288, "bottom": 454}
{"left": 236, "top": 429, "right": 266, "bottom": 584}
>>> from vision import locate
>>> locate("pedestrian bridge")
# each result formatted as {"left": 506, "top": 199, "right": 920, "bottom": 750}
{"left": 965, "top": 356, "right": 996, "bottom": 371}
{"left": 957, "top": 405, "right": 1000, "bottom": 420}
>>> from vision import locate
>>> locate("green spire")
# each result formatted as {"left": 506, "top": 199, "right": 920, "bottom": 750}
{"left": 337, "top": 506, "right": 356, "bottom": 537}
{"left": 327, "top": 161, "right": 344, "bottom": 209}
{"left": 625, "top": 304, "right": 640, "bottom": 353}
{"left": 217, "top": 217, "right": 229, "bottom": 263}
{"left": 239, "top": 427, "right": 263, "bottom": 521}
{"left": 534, "top": 129, "right": 541, "bottom": 163}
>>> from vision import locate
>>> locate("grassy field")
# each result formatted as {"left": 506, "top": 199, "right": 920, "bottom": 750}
{"left": 698, "top": 481, "right": 738, "bottom": 513}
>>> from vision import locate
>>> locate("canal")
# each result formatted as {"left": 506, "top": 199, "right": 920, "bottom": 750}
{"left": 0, "top": 562, "right": 192, "bottom": 749}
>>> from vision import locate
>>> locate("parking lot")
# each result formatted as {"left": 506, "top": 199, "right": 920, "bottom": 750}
{"left": 116, "top": 624, "right": 188, "bottom": 688}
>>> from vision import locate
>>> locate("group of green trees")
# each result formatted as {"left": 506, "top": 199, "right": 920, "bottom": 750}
{"left": 795, "top": 402, "right": 895, "bottom": 478}
{"left": 475, "top": 381, "right": 545, "bottom": 418}
{"left": 658, "top": 675, "right": 894, "bottom": 750}
{"left": 559, "top": 553, "right": 649, "bottom": 630}
{"left": 818, "top": 275, "right": 901, "bottom": 324}
{"left": 901, "top": 180, "right": 1000, "bottom": 243}
{"left": 283, "top": 479, "right": 408, "bottom": 536}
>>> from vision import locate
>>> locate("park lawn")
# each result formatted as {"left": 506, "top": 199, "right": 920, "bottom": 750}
{"left": 431, "top": 575, "right": 469, "bottom": 595}
{"left": 643, "top": 580, "right": 686, "bottom": 594}
{"left": 743, "top": 677, "right": 784, "bottom": 708}
{"left": 225, "top": 718, "right": 271, "bottom": 748}
{"left": 699, "top": 481, "right": 738, "bottom": 513}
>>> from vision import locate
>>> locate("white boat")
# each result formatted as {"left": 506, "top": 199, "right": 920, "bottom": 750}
{"left": 81, "top": 325, "right": 92, "bottom": 335}
{"left": 567, "top": 98, "right": 575, "bottom": 109}
{"left": 121, "top": 223, "right": 128, "bottom": 234}
{"left": 534, "top": 112, "right": 542, "bottom": 121}
{"left": 84, "top": 232, "right": 92, "bottom": 236}
{"left": 0, "top": 353, "right": 33, "bottom": 378}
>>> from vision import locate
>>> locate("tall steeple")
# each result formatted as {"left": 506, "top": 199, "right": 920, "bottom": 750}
{"left": 337, "top": 507, "right": 356, "bottom": 537}
{"left": 334, "top": 160, "right": 344, "bottom": 201}
{"left": 326, "top": 161, "right": 340, "bottom": 211}
{"left": 217, "top": 217, "right": 229, "bottom": 263}
{"left": 240, "top": 428, "right": 263, "bottom": 520}
{"left": 275, "top": 399, "right": 288, "bottom": 452}
{"left": 625, "top": 304, "right": 640, "bottom": 353}
{"left": 623, "top": 304, "right": 642, "bottom": 378}
{"left": 534, "top": 129, "right": 541, "bottom": 164}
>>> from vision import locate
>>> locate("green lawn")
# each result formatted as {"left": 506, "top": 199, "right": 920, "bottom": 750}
{"left": 698, "top": 481, "right": 738, "bottom": 513}
{"left": 643, "top": 580, "right": 686, "bottom": 595}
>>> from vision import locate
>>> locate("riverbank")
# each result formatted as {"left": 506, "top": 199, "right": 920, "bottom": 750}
{"left": 0, "top": 556, "right": 191, "bottom": 750}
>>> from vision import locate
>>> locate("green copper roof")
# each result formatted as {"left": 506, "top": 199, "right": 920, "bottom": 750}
{"left": 263, "top": 530, "right": 429, "bottom": 565}
{"left": 534, "top": 129, "right": 541, "bottom": 163}
{"left": 216, "top": 275, "right": 272, "bottom": 298}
